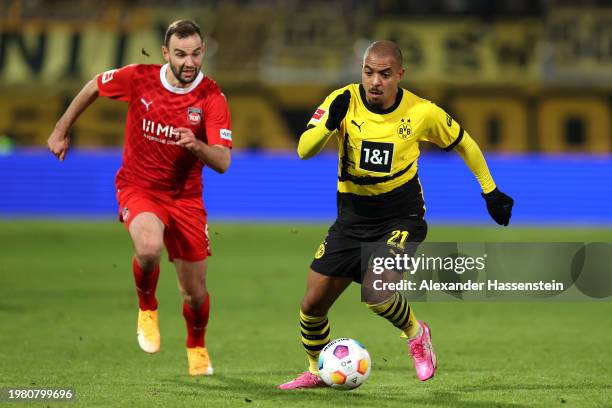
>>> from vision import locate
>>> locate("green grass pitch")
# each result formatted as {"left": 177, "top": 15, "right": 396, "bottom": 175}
{"left": 1, "top": 221, "right": 611, "bottom": 407}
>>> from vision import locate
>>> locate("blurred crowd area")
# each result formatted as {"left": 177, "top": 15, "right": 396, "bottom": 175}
{"left": 0, "top": 0, "right": 611, "bottom": 152}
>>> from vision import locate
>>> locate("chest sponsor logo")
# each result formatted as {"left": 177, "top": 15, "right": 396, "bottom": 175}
{"left": 141, "top": 119, "right": 181, "bottom": 144}
{"left": 359, "top": 140, "right": 394, "bottom": 173}
{"left": 310, "top": 108, "right": 327, "bottom": 124}
{"left": 188, "top": 107, "right": 202, "bottom": 125}
{"left": 397, "top": 118, "right": 411, "bottom": 140}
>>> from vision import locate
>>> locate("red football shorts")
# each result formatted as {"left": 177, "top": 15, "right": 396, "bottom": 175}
{"left": 116, "top": 186, "right": 210, "bottom": 262}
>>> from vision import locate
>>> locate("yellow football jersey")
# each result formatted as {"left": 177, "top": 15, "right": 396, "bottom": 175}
{"left": 307, "top": 84, "right": 465, "bottom": 197}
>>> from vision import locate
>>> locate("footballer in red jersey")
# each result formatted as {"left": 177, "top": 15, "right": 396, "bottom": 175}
{"left": 47, "top": 20, "right": 231, "bottom": 376}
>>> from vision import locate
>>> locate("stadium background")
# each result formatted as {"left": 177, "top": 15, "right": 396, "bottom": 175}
{"left": 0, "top": 0, "right": 611, "bottom": 222}
{"left": 1, "top": 1, "right": 612, "bottom": 407}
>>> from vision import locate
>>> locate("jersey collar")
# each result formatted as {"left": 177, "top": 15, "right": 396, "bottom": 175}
{"left": 359, "top": 84, "right": 403, "bottom": 114}
{"left": 160, "top": 64, "right": 204, "bottom": 94}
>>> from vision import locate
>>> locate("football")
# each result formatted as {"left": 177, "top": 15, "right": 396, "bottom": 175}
{"left": 318, "top": 338, "right": 371, "bottom": 390}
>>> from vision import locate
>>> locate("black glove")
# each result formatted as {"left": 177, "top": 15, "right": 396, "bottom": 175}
{"left": 482, "top": 188, "right": 514, "bottom": 226}
{"left": 325, "top": 90, "right": 350, "bottom": 131}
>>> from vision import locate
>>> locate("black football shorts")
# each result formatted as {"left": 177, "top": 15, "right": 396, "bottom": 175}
{"left": 310, "top": 218, "right": 428, "bottom": 283}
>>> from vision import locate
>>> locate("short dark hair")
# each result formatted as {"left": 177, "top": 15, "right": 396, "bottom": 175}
{"left": 364, "top": 41, "right": 403, "bottom": 68}
{"left": 164, "top": 20, "right": 203, "bottom": 47}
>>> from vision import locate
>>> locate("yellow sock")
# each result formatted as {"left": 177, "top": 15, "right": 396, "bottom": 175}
{"left": 299, "top": 310, "right": 330, "bottom": 374}
{"left": 367, "top": 292, "right": 421, "bottom": 339}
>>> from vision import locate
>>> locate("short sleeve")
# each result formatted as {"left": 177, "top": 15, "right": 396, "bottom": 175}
{"left": 204, "top": 93, "right": 232, "bottom": 148}
{"left": 96, "top": 64, "right": 138, "bottom": 102}
{"left": 422, "top": 103, "right": 465, "bottom": 151}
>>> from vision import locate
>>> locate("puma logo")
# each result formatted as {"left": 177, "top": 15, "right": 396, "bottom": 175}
{"left": 351, "top": 120, "right": 364, "bottom": 132}
{"left": 140, "top": 98, "right": 153, "bottom": 111}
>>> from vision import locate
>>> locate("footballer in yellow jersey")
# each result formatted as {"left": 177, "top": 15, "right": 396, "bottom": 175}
{"left": 278, "top": 41, "right": 514, "bottom": 390}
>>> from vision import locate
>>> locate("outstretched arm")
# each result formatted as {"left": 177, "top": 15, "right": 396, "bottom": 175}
{"left": 454, "top": 134, "right": 514, "bottom": 226}
{"left": 454, "top": 133, "right": 496, "bottom": 194}
{"left": 423, "top": 102, "right": 514, "bottom": 226}
{"left": 47, "top": 77, "right": 99, "bottom": 161}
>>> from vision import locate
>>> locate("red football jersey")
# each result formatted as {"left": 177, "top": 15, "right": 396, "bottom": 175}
{"left": 97, "top": 64, "right": 232, "bottom": 198}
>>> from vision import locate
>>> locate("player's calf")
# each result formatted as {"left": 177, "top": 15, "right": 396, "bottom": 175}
{"left": 367, "top": 293, "right": 437, "bottom": 380}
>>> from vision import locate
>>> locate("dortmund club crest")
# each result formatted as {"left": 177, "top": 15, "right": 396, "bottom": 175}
{"left": 314, "top": 242, "right": 326, "bottom": 259}
{"left": 397, "top": 118, "right": 411, "bottom": 140}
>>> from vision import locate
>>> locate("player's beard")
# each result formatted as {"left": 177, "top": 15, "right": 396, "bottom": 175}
{"left": 367, "top": 87, "right": 384, "bottom": 108}
{"left": 170, "top": 63, "right": 200, "bottom": 85}
{"left": 368, "top": 99, "right": 384, "bottom": 109}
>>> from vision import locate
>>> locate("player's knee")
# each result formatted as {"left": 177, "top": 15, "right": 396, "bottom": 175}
{"left": 300, "top": 297, "right": 328, "bottom": 317}
{"left": 135, "top": 242, "right": 163, "bottom": 269}
{"left": 182, "top": 292, "right": 206, "bottom": 308}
